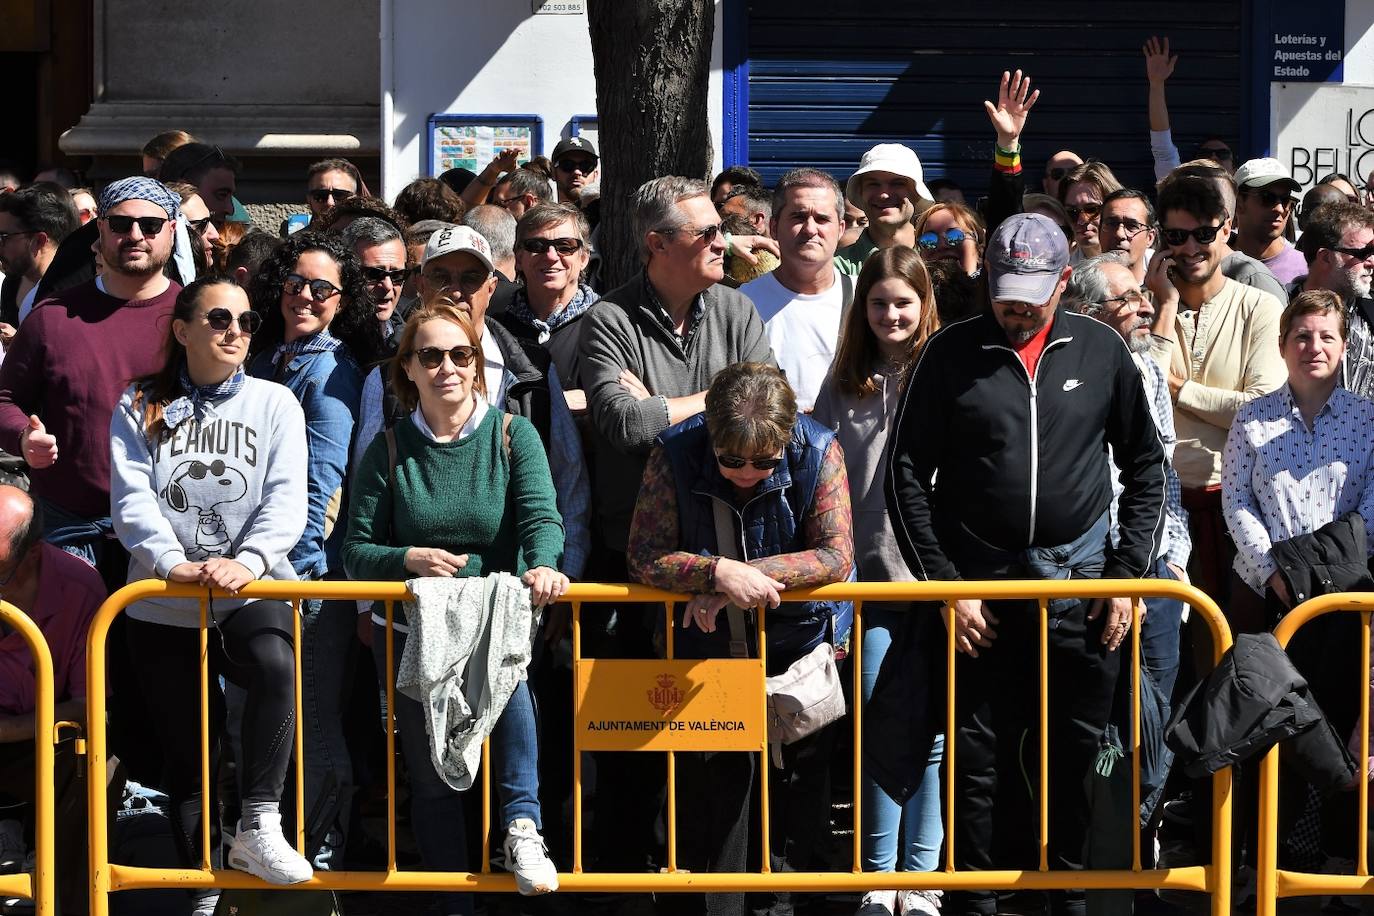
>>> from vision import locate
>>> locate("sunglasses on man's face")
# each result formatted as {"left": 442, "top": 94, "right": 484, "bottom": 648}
{"left": 411, "top": 345, "right": 478, "bottom": 370}
{"left": 309, "top": 188, "right": 355, "bottom": 205}
{"left": 1161, "top": 224, "right": 1224, "bottom": 247}
{"left": 204, "top": 308, "right": 262, "bottom": 334}
{"left": 361, "top": 265, "right": 412, "bottom": 286}
{"left": 1199, "top": 147, "right": 1233, "bottom": 162}
{"left": 917, "top": 227, "right": 969, "bottom": 250}
{"left": 520, "top": 237, "right": 584, "bottom": 256}
{"left": 1065, "top": 203, "right": 1102, "bottom": 223}
{"left": 715, "top": 453, "right": 783, "bottom": 471}
{"left": 1100, "top": 216, "right": 1152, "bottom": 236}
{"left": 1046, "top": 167, "right": 1071, "bottom": 181}
{"left": 282, "top": 273, "right": 343, "bottom": 302}
{"left": 657, "top": 224, "right": 722, "bottom": 245}
{"left": 1241, "top": 188, "right": 1293, "bottom": 209}
{"left": 555, "top": 158, "right": 597, "bottom": 175}
{"left": 103, "top": 215, "right": 169, "bottom": 236}
{"left": 1328, "top": 244, "right": 1374, "bottom": 262}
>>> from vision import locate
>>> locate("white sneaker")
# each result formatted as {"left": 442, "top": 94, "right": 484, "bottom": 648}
{"left": 0, "top": 819, "right": 23, "bottom": 875}
{"left": 858, "top": 890, "right": 899, "bottom": 916}
{"left": 900, "top": 889, "right": 943, "bottom": 916}
{"left": 502, "top": 818, "right": 558, "bottom": 895}
{"left": 227, "top": 813, "right": 313, "bottom": 885}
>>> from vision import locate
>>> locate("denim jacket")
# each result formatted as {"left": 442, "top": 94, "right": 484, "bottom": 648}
{"left": 250, "top": 345, "right": 363, "bottom": 579}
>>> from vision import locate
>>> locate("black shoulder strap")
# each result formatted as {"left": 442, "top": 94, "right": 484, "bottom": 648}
{"left": 385, "top": 426, "right": 398, "bottom": 489}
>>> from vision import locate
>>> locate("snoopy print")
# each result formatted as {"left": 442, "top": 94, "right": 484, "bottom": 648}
{"left": 161, "top": 458, "right": 249, "bottom": 559}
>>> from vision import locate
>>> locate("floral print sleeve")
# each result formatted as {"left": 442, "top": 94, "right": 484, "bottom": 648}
{"left": 751, "top": 438, "right": 855, "bottom": 587}
{"left": 626, "top": 446, "right": 717, "bottom": 593}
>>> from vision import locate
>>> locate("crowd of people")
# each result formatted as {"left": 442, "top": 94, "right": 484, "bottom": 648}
{"left": 0, "top": 44, "right": 1373, "bottom": 916}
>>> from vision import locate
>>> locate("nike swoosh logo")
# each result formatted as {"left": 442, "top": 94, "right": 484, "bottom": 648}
{"left": 1063, "top": 379, "right": 1083, "bottom": 391}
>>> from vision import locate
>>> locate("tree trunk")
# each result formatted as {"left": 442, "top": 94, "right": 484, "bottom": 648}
{"left": 587, "top": 0, "right": 715, "bottom": 291}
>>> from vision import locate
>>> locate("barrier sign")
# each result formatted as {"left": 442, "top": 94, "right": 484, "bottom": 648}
{"left": 575, "top": 659, "right": 765, "bottom": 751}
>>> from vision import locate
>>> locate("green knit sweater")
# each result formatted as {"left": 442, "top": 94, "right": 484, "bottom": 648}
{"left": 342, "top": 408, "right": 564, "bottom": 583}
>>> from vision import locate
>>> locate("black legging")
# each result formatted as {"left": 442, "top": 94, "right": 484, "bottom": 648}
{"left": 125, "top": 600, "right": 297, "bottom": 809}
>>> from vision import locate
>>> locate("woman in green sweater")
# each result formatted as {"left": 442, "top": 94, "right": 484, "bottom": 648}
{"left": 343, "top": 301, "right": 567, "bottom": 909}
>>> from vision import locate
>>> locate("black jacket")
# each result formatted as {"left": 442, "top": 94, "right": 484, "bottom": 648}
{"left": 884, "top": 308, "right": 1166, "bottom": 580}
{"left": 1166, "top": 632, "right": 1355, "bottom": 794}
{"left": 1270, "top": 512, "right": 1373, "bottom": 605}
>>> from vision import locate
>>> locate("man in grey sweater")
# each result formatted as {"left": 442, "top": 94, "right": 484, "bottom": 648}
{"left": 581, "top": 176, "right": 775, "bottom": 562}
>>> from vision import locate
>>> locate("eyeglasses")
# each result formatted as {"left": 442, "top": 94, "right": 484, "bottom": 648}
{"left": 425, "top": 269, "right": 492, "bottom": 294}
{"left": 103, "top": 215, "right": 169, "bottom": 236}
{"left": 309, "top": 188, "right": 355, "bottom": 205}
{"left": 282, "top": 273, "right": 343, "bottom": 302}
{"left": 1046, "top": 167, "right": 1071, "bottom": 181}
{"left": 1100, "top": 216, "right": 1152, "bottom": 236}
{"left": 361, "top": 265, "right": 412, "bottom": 285}
{"left": 1198, "top": 146, "right": 1233, "bottom": 162}
{"left": 204, "top": 308, "right": 263, "bottom": 334}
{"left": 716, "top": 452, "right": 783, "bottom": 471}
{"left": 1161, "top": 224, "right": 1224, "bottom": 246}
{"left": 0, "top": 230, "right": 34, "bottom": 244}
{"left": 656, "top": 224, "right": 722, "bottom": 244}
{"left": 917, "top": 227, "right": 970, "bottom": 250}
{"left": 187, "top": 216, "right": 215, "bottom": 235}
{"left": 411, "top": 345, "right": 478, "bottom": 370}
{"left": 520, "top": 237, "right": 584, "bottom": 256}
{"left": 1099, "top": 289, "right": 1151, "bottom": 310}
{"left": 1240, "top": 188, "right": 1293, "bottom": 208}
{"left": 1065, "top": 203, "right": 1102, "bottom": 223}
{"left": 1327, "top": 243, "right": 1374, "bottom": 261}
{"left": 555, "top": 158, "right": 597, "bottom": 174}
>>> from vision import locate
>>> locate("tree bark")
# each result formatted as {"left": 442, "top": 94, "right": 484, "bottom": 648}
{"left": 587, "top": 0, "right": 715, "bottom": 291}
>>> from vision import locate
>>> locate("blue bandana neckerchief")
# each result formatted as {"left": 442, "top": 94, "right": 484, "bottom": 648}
{"left": 164, "top": 363, "right": 246, "bottom": 431}
{"left": 270, "top": 327, "right": 344, "bottom": 368}
{"left": 507, "top": 283, "right": 599, "bottom": 345}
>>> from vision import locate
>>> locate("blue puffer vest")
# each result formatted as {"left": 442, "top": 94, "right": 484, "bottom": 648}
{"left": 658, "top": 413, "right": 852, "bottom": 673}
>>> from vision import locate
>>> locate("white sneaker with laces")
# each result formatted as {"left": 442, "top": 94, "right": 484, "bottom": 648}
{"left": 858, "top": 890, "right": 899, "bottom": 916}
{"left": 227, "top": 813, "right": 313, "bottom": 885}
{"left": 0, "top": 819, "right": 23, "bottom": 875}
{"left": 503, "top": 818, "right": 558, "bottom": 895}
{"left": 900, "top": 889, "right": 943, "bottom": 916}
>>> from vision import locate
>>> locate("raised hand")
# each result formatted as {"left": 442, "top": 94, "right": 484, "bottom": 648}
{"left": 1143, "top": 36, "right": 1177, "bottom": 85}
{"left": 983, "top": 69, "right": 1040, "bottom": 150}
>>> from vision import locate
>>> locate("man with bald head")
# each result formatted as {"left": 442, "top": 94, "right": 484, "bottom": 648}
{"left": 1043, "top": 150, "right": 1083, "bottom": 198}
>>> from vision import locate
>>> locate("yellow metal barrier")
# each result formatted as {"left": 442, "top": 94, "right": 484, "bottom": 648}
{"left": 0, "top": 600, "right": 56, "bottom": 916}
{"left": 85, "top": 578, "right": 1232, "bottom": 915}
{"left": 1257, "top": 593, "right": 1374, "bottom": 916}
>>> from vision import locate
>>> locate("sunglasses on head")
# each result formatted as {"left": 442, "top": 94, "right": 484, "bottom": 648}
{"left": 361, "top": 265, "right": 412, "bottom": 285}
{"left": 309, "top": 188, "right": 355, "bottom": 205}
{"left": 282, "top": 273, "right": 342, "bottom": 302}
{"left": 1065, "top": 203, "right": 1102, "bottom": 222}
{"left": 1241, "top": 188, "right": 1293, "bottom": 208}
{"left": 204, "top": 308, "right": 262, "bottom": 334}
{"left": 103, "top": 214, "right": 169, "bottom": 236}
{"left": 917, "top": 227, "right": 969, "bottom": 250}
{"left": 716, "top": 453, "right": 783, "bottom": 471}
{"left": 555, "top": 158, "right": 597, "bottom": 174}
{"left": 1199, "top": 146, "right": 1233, "bottom": 162}
{"left": 1161, "top": 224, "right": 1224, "bottom": 246}
{"left": 411, "top": 345, "right": 477, "bottom": 370}
{"left": 520, "top": 237, "right": 584, "bottom": 256}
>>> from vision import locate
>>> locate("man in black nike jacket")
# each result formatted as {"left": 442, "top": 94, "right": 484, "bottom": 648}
{"left": 884, "top": 213, "right": 1166, "bottom": 916}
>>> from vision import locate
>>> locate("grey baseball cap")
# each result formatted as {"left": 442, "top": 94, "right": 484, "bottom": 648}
{"left": 986, "top": 213, "right": 1071, "bottom": 303}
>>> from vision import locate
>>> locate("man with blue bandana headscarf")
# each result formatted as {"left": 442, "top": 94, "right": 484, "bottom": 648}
{"left": 0, "top": 176, "right": 183, "bottom": 581}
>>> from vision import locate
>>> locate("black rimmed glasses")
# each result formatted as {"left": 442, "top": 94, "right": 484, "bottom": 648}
{"left": 1328, "top": 243, "right": 1374, "bottom": 262}
{"left": 282, "top": 273, "right": 343, "bottom": 302}
{"left": 1161, "top": 224, "right": 1224, "bottom": 247}
{"left": 520, "top": 237, "right": 584, "bottom": 256}
{"left": 309, "top": 188, "right": 356, "bottom": 205}
{"left": 204, "top": 308, "right": 262, "bottom": 334}
{"left": 361, "top": 265, "right": 412, "bottom": 286}
{"left": 1100, "top": 216, "right": 1152, "bottom": 236}
{"left": 715, "top": 453, "right": 783, "bottom": 471}
{"left": 103, "top": 215, "right": 169, "bottom": 236}
{"left": 411, "top": 345, "right": 478, "bottom": 370}
{"left": 657, "top": 224, "right": 722, "bottom": 244}
{"left": 1099, "top": 289, "right": 1151, "bottom": 310}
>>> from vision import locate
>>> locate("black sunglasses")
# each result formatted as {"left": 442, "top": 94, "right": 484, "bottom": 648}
{"left": 1046, "top": 166, "right": 1071, "bottom": 181}
{"left": 1161, "top": 224, "right": 1224, "bottom": 246}
{"left": 1328, "top": 244, "right": 1374, "bottom": 261}
{"left": 716, "top": 453, "right": 783, "bottom": 471}
{"left": 917, "top": 228, "right": 969, "bottom": 250}
{"left": 103, "top": 215, "right": 169, "bottom": 236}
{"left": 520, "top": 237, "right": 584, "bottom": 256}
{"left": 282, "top": 273, "right": 343, "bottom": 302}
{"left": 1100, "top": 216, "right": 1152, "bottom": 236}
{"left": 204, "top": 308, "right": 262, "bottom": 334}
{"left": 1240, "top": 188, "right": 1293, "bottom": 209}
{"left": 187, "top": 216, "right": 215, "bottom": 235}
{"left": 1199, "top": 147, "right": 1233, "bottom": 162}
{"left": 1065, "top": 203, "right": 1102, "bottom": 222}
{"left": 361, "top": 265, "right": 412, "bottom": 285}
{"left": 309, "top": 188, "right": 355, "bottom": 205}
{"left": 555, "top": 158, "right": 597, "bottom": 174}
{"left": 411, "top": 345, "right": 478, "bottom": 370}
{"left": 657, "top": 224, "right": 722, "bottom": 244}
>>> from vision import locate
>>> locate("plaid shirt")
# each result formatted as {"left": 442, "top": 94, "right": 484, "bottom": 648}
{"left": 643, "top": 270, "right": 707, "bottom": 352}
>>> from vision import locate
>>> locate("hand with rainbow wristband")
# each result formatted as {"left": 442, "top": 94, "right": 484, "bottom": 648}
{"left": 984, "top": 69, "right": 1039, "bottom": 175}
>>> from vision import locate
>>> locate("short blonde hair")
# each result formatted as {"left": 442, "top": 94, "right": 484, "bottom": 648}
{"left": 704, "top": 363, "right": 796, "bottom": 457}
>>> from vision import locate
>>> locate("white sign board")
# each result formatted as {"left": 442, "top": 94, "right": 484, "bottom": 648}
{"left": 1273, "top": 82, "right": 1374, "bottom": 191}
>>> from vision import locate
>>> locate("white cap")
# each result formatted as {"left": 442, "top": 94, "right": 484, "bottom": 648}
{"left": 845, "top": 143, "right": 933, "bottom": 205}
{"left": 1234, "top": 158, "right": 1301, "bottom": 195}
{"left": 421, "top": 224, "right": 494, "bottom": 271}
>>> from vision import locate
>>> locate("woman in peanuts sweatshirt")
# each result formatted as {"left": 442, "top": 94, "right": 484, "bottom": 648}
{"left": 109, "top": 274, "right": 313, "bottom": 892}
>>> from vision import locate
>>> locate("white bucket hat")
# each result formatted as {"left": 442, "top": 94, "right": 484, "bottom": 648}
{"left": 845, "top": 143, "right": 933, "bottom": 205}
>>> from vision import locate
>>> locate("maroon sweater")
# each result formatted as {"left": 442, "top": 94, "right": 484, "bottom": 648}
{"left": 0, "top": 279, "right": 177, "bottom": 518}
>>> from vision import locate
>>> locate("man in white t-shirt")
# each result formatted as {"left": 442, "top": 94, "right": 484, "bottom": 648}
{"left": 740, "top": 168, "right": 852, "bottom": 409}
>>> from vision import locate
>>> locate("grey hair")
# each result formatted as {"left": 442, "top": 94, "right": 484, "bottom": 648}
{"left": 771, "top": 168, "right": 844, "bottom": 223}
{"left": 463, "top": 204, "right": 517, "bottom": 263}
{"left": 516, "top": 202, "right": 591, "bottom": 247}
{"left": 340, "top": 216, "right": 402, "bottom": 252}
{"left": 501, "top": 168, "right": 553, "bottom": 204}
{"left": 1063, "top": 252, "right": 1131, "bottom": 319}
{"left": 633, "top": 176, "right": 710, "bottom": 262}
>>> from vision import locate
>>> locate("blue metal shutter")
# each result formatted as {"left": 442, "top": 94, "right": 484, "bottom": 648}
{"left": 737, "top": 2, "right": 1244, "bottom": 196}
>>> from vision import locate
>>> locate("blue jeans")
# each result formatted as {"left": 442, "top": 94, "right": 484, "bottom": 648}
{"left": 1140, "top": 558, "right": 1184, "bottom": 705}
{"left": 37, "top": 497, "right": 113, "bottom": 568}
{"left": 372, "top": 622, "right": 541, "bottom": 915}
{"left": 860, "top": 606, "right": 944, "bottom": 873}
{"left": 300, "top": 594, "right": 358, "bottom": 869}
